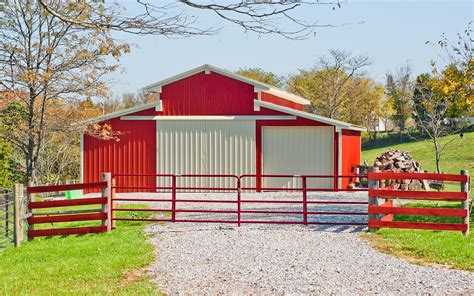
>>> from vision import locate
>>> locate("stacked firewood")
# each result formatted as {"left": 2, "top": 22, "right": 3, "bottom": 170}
{"left": 373, "top": 149, "right": 428, "bottom": 190}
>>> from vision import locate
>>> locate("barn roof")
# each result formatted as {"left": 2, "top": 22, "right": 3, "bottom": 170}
{"left": 82, "top": 64, "right": 366, "bottom": 131}
{"left": 254, "top": 100, "right": 366, "bottom": 132}
{"left": 143, "top": 64, "right": 311, "bottom": 106}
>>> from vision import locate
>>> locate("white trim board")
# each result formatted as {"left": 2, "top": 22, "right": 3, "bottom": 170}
{"left": 121, "top": 115, "right": 297, "bottom": 121}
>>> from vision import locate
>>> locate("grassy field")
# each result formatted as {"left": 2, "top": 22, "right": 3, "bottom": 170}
{"left": 0, "top": 205, "right": 159, "bottom": 295}
{"left": 361, "top": 131, "right": 474, "bottom": 182}
{"left": 361, "top": 132, "right": 473, "bottom": 271}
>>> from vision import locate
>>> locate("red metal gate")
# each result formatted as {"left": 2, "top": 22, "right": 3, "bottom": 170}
{"left": 110, "top": 173, "right": 368, "bottom": 226}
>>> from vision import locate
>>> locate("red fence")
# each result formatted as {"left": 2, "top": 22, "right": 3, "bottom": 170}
{"left": 111, "top": 173, "right": 368, "bottom": 226}
{"left": 367, "top": 171, "right": 470, "bottom": 235}
{"left": 26, "top": 181, "right": 110, "bottom": 238}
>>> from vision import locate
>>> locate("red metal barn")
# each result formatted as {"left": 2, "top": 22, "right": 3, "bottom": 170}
{"left": 81, "top": 65, "right": 364, "bottom": 191}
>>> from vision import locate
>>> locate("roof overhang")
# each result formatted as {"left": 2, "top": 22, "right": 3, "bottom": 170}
{"left": 254, "top": 100, "right": 367, "bottom": 132}
{"left": 77, "top": 100, "right": 162, "bottom": 125}
{"left": 144, "top": 64, "right": 310, "bottom": 106}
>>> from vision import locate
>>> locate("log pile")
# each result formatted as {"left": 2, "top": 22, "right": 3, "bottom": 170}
{"left": 373, "top": 149, "right": 428, "bottom": 190}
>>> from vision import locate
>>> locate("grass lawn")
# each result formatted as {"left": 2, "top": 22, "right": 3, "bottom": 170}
{"left": 0, "top": 204, "right": 160, "bottom": 295}
{"left": 361, "top": 132, "right": 473, "bottom": 271}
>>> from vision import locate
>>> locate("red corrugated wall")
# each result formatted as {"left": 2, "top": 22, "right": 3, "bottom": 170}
{"left": 83, "top": 117, "right": 156, "bottom": 192}
{"left": 261, "top": 92, "right": 304, "bottom": 111}
{"left": 341, "top": 129, "right": 361, "bottom": 189}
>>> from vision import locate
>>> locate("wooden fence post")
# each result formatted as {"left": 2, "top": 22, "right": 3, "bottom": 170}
{"left": 102, "top": 173, "right": 112, "bottom": 232}
{"left": 461, "top": 170, "right": 469, "bottom": 236}
{"left": 111, "top": 178, "right": 116, "bottom": 229}
{"left": 27, "top": 180, "right": 34, "bottom": 241}
{"left": 14, "top": 184, "right": 24, "bottom": 247}
{"left": 368, "top": 167, "right": 380, "bottom": 232}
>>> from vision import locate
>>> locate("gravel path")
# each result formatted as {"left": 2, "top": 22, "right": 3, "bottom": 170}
{"left": 116, "top": 191, "right": 474, "bottom": 295}
{"left": 147, "top": 224, "right": 473, "bottom": 295}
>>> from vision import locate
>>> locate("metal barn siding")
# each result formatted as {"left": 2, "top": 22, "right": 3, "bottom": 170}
{"left": 83, "top": 117, "right": 156, "bottom": 192}
{"left": 255, "top": 118, "right": 334, "bottom": 190}
{"left": 160, "top": 72, "right": 287, "bottom": 116}
{"left": 341, "top": 129, "right": 361, "bottom": 188}
{"left": 262, "top": 126, "right": 334, "bottom": 189}
{"left": 156, "top": 120, "right": 256, "bottom": 190}
{"left": 261, "top": 92, "right": 304, "bottom": 111}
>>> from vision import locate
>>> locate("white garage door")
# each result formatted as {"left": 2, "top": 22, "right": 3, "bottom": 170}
{"left": 157, "top": 120, "right": 256, "bottom": 190}
{"left": 262, "top": 126, "right": 334, "bottom": 189}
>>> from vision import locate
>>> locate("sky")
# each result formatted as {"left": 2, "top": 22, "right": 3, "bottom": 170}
{"left": 109, "top": 0, "right": 473, "bottom": 96}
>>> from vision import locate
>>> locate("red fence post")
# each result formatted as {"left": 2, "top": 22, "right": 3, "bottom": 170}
{"left": 171, "top": 175, "right": 176, "bottom": 222}
{"left": 237, "top": 178, "right": 241, "bottom": 227}
{"left": 461, "top": 170, "right": 470, "bottom": 236}
{"left": 302, "top": 176, "right": 308, "bottom": 225}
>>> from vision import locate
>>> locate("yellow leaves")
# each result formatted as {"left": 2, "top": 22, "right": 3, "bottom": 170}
{"left": 86, "top": 122, "right": 121, "bottom": 142}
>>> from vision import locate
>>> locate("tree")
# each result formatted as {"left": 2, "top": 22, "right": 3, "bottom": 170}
{"left": 36, "top": 0, "right": 350, "bottom": 40}
{"left": 385, "top": 65, "right": 414, "bottom": 139}
{"left": 236, "top": 68, "right": 284, "bottom": 88}
{"left": 0, "top": 139, "right": 12, "bottom": 188}
{"left": 0, "top": 1, "right": 129, "bottom": 184}
{"left": 287, "top": 49, "right": 375, "bottom": 123}
{"left": 343, "top": 78, "right": 385, "bottom": 140}
{"left": 412, "top": 75, "right": 459, "bottom": 173}
{"left": 412, "top": 23, "right": 473, "bottom": 173}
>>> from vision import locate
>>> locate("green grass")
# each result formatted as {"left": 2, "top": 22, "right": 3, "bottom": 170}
{"left": 362, "top": 132, "right": 473, "bottom": 271}
{"left": 0, "top": 204, "right": 160, "bottom": 295}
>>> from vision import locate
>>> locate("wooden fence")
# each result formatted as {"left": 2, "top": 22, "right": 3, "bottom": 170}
{"left": 368, "top": 170, "right": 470, "bottom": 235}
{"left": 26, "top": 173, "right": 112, "bottom": 239}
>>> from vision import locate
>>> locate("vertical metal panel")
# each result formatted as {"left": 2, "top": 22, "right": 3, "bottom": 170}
{"left": 157, "top": 120, "right": 256, "bottom": 190}
{"left": 160, "top": 72, "right": 285, "bottom": 116}
{"left": 260, "top": 92, "right": 304, "bottom": 111}
{"left": 262, "top": 126, "right": 334, "bottom": 189}
{"left": 83, "top": 117, "right": 156, "bottom": 193}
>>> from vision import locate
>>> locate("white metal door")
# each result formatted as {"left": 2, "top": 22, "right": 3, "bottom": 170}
{"left": 262, "top": 126, "right": 334, "bottom": 189}
{"left": 156, "top": 120, "right": 256, "bottom": 190}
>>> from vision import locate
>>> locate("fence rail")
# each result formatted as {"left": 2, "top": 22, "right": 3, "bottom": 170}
{"left": 368, "top": 170, "right": 470, "bottom": 235}
{"left": 26, "top": 178, "right": 110, "bottom": 239}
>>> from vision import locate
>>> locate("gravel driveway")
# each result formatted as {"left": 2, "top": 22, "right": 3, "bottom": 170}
{"left": 118, "top": 191, "right": 474, "bottom": 295}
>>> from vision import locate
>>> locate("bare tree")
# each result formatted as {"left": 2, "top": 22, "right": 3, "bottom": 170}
{"left": 288, "top": 49, "right": 373, "bottom": 120}
{"left": 0, "top": 1, "right": 129, "bottom": 184}
{"left": 412, "top": 84, "right": 458, "bottom": 173}
{"left": 37, "top": 0, "right": 354, "bottom": 39}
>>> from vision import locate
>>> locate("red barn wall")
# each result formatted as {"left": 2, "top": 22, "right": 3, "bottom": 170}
{"left": 83, "top": 117, "right": 156, "bottom": 192}
{"left": 260, "top": 92, "right": 304, "bottom": 111}
{"left": 341, "top": 129, "right": 361, "bottom": 188}
{"left": 160, "top": 72, "right": 300, "bottom": 116}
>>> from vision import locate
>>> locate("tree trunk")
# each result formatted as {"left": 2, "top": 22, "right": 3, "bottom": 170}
{"left": 433, "top": 138, "right": 441, "bottom": 173}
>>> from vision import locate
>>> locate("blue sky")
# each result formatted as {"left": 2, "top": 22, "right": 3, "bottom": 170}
{"left": 109, "top": 0, "right": 473, "bottom": 95}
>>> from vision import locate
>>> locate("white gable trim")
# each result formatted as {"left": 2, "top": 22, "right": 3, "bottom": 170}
{"left": 254, "top": 100, "right": 366, "bottom": 132}
{"left": 121, "top": 115, "right": 297, "bottom": 121}
{"left": 144, "top": 64, "right": 310, "bottom": 106}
